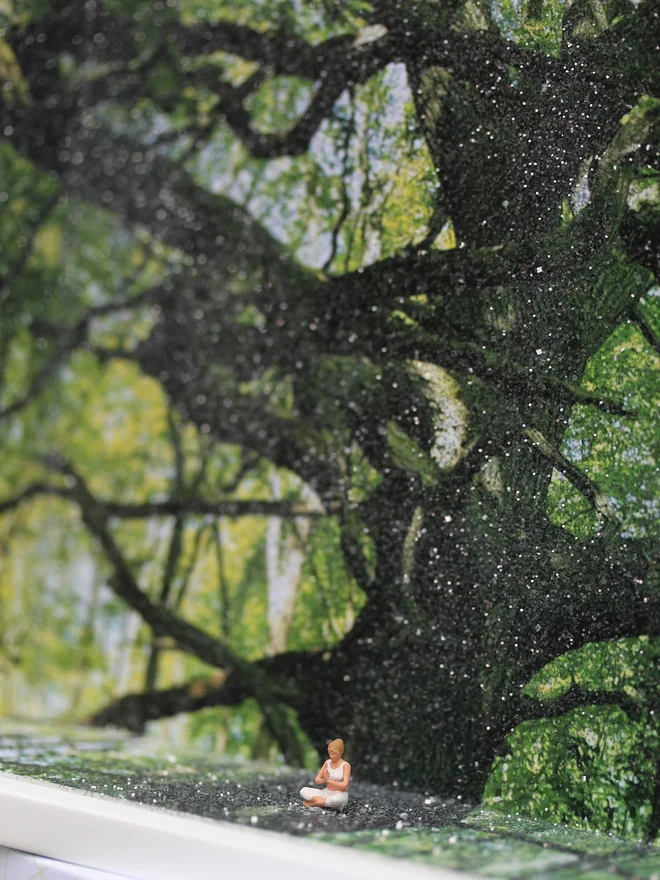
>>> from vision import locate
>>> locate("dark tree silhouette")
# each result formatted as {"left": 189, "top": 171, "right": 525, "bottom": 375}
{"left": 1, "top": 0, "right": 659, "bottom": 800}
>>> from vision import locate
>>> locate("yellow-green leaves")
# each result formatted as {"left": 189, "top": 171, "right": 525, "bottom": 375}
{"left": 386, "top": 420, "right": 441, "bottom": 487}
{"left": 245, "top": 77, "right": 316, "bottom": 135}
{"left": 491, "top": 0, "right": 569, "bottom": 55}
{"left": 0, "top": 38, "right": 30, "bottom": 105}
{"left": 547, "top": 292, "right": 660, "bottom": 541}
{"left": 487, "top": 638, "right": 660, "bottom": 840}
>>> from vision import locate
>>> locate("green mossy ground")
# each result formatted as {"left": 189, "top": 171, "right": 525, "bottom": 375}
{"left": 3, "top": 730, "right": 660, "bottom": 878}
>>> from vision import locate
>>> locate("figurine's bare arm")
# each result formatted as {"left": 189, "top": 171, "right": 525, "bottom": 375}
{"left": 326, "top": 763, "right": 351, "bottom": 792}
{"left": 314, "top": 762, "right": 329, "bottom": 785}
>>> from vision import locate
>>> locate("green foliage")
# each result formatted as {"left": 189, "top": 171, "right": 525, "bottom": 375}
{"left": 185, "top": 699, "right": 318, "bottom": 767}
{"left": 485, "top": 638, "right": 660, "bottom": 839}
{"left": 174, "top": 0, "right": 370, "bottom": 42}
{"left": 547, "top": 293, "right": 660, "bottom": 540}
{"left": 525, "top": 637, "right": 660, "bottom": 704}
{"left": 491, "top": 0, "right": 570, "bottom": 55}
{"left": 0, "top": 135, "right": 361, "bottom": 744}
{"left": 386, "top": 421, "right": 442, "bottom": 487}
{"left": 485, "top": 707, "right": 658, "bottom": 839}
{"left": 187, "top": 61, "right": 437, "bottom": 271}
{"left": 490, "top": 0, "right": 635, "bottom": 53}
{"left": 245, "top": 77, "right": 316, "bottom": 134}
{"left": 290, "top": 517, "right": 366, "bottom": 650}
{"left": 320, "top": 811, "right": 660, "bottom": 876}
{"left": 522, "top": 275, "right": 660, "bottom": 830}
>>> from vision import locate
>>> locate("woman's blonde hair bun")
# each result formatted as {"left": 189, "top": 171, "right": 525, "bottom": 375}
{"left": 328, "top": 738, "right": 344, "bottom": 755}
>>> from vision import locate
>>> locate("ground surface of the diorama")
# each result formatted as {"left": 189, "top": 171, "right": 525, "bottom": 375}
{"left": 1, "top": 726, "right": 660, "bottom": 879}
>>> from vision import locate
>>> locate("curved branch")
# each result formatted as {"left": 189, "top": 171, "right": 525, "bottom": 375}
{"left": 219, "top": 78, "right": 348, "bottom": 160}
{"left": 0, "top": 483, "right": 72, "bottom": 514}
{"left": 564, "top": 387, "right": 635, "bottom": 417}
{"left": 89, "top": 671, "right": 247, "bottom": 732}
{"left": 89, "top": 648, "right": 316, "bottom": 733}
{"left": 213, "top": 45, "right": 392, "bottom": 160}
{"left": 86, "top": 41, "right": 389, "bottom": 162}
{"left": 168, "top": 22, "right": 350, "bottom": 80}
{"left": 38, "top": 457, "right": 246, "bottom": 666}
{"left": 521, "top": 683, "right": 646, "bottom": 725}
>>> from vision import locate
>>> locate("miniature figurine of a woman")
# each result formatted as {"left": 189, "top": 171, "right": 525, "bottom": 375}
{"left": 299, "top": 738, "right": 351, "bottom": 812}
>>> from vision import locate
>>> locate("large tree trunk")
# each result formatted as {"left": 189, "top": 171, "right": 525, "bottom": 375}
{"left": 290, "top": 244, "right": 655, "bottom": 796}
{"left": 302, "top": 393, "right": 655, "bottom": 798}
{"left": 290, "top": 29, "right": 657, "bottom": 796}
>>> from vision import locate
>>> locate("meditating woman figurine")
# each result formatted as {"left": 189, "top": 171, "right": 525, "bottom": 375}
{"left": 300, "top": 738, "right": 351, "bottom": 812}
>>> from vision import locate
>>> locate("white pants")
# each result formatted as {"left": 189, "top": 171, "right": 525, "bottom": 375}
{"left": 300, "top": 786, "right": 348, "bottom": 812}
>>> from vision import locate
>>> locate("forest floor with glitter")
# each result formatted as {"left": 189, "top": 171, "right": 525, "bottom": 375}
{"left": 2, "top": 727, "right": 660, "bottom": 878}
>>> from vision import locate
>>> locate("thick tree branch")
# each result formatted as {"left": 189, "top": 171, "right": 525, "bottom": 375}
{"left": 9, "top": 14, "right": 640, "bottom": 428}
{"left": 563, "top": 386, "right": 636, "bottom": 418}
{"left": 90, "top": 670, "right": 248, "bottom": 732}
{"left": 168, "top": 22, "right": 349, "bottom": 80}
{"left": 4, "top": 96, "right": 298, "bottom": 296}
{"left": 516, "top": 534, "right": 660, "bottom": 687}
{"left": 106, "top": 498, "right": 333, "bottom": 518}
{"left": 218, "top": 77, "right": 347, "bottom": 160}
{"left": 0, "top": 481, "right": 334, "bottom": 520}
{"left": 82, "top": 51, "right": 360, "bottom": 163}
{"left": 88, "top": 648, "right": 320, "bottom": 733}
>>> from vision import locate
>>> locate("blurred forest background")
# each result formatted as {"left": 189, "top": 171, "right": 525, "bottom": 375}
{"left": 1, "top": 0, "right": 659, "bottom": 843}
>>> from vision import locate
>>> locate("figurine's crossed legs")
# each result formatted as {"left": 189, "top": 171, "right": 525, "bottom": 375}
{"left": 300, "top": 786, "right": 348, "bottom": 812}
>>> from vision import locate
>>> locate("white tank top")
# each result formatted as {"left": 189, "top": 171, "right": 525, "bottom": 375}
{"left": 326, "top": 760, "right": 346, "bottom": 781}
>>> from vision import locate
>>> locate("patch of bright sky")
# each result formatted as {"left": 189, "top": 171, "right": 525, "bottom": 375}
{"left": 570, "top": 158, "right": 592, "bottom": 214}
